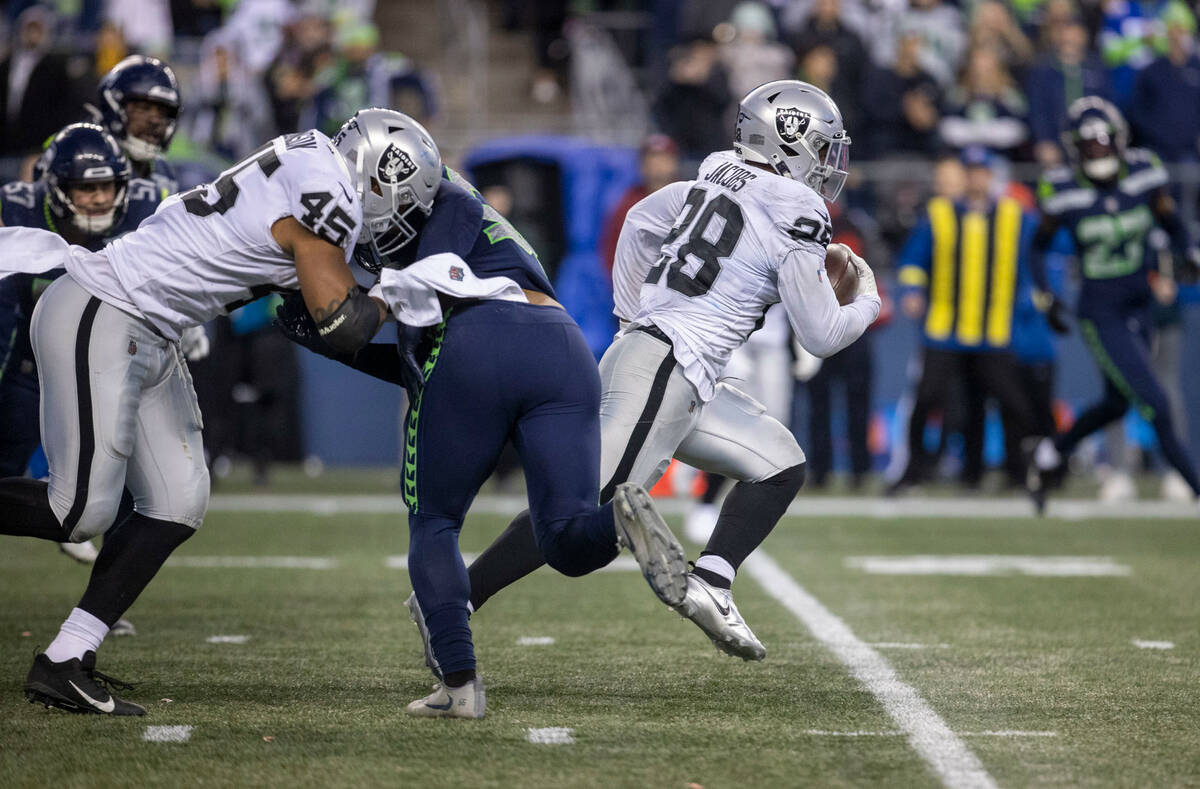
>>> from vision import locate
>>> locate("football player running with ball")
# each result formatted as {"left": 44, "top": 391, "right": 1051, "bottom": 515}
{"left": 1026, "top": 97, "right": 1200, "bottom": 511}
{"left": 278, "top": 109, "right": 688, "bottom": 719}
{"left": 453, "top": 80, "right": 880, "bottom": 663}
{"left": 0, "top": 123, "right": 383, "bottom": 715}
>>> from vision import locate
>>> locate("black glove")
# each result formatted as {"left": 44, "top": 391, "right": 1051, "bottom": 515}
{"left": 273, "top": 292, "right": 342, "bottom": 359}
{"left": 1046, "top": 295, "right": 1071, "bottom": 335}
{"left": 396, "top": 322, "right": 428, "bottom": 403}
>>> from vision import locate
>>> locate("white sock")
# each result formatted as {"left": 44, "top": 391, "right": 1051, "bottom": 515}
{"left": 1035, "top": 439, "right": 1061, "bottom": 471}
{"left": 466, "top": 601, "right": 474, "bottom": 615}
{"left": 43, "top": 608, "right": 109, "bottom": 663}
{"left": 695, "top": 554, "right": 736, "bottom": 584}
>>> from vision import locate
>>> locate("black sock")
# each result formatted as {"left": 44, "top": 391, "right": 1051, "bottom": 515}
{"left": 692, "top": 566, "right": 731, "bottom": 589}
{"left": 442, "top": 669, "right": 476, "bottom": 688}
{"left": 703, "top": 464, "right": 806, "bottom": 572}
{"left": 77, "top": 513, "right": 195, "bottom": 626}
{"left": 701, "top": 473, "right": 727, "bottom": 505}
{"left": 0, "top": 478, "right": 66, "bottom": 541}
{"left": 468, "top": 510, "right": 546, "bottom": 612}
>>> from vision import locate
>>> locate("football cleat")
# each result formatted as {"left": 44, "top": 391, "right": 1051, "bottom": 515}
{"left": 58, "top": 540, "right": 99, "bottom": 564}
{"left": 404, "top": 591, "right": 441, "bottom": 680}
{"left": 613, "top": 483, "right": 689, "bottom": 607}
{"left": 1024, "top": 437, "right": 1065, "bottom": 516}
{"left": 405, "top": 678, "right": 485, "bottom": 719}
{"left": 24, "top": 651, "right": 145, "bottom": 715}
{"left": 674, "top": 573, "right": 766, "bottom": 661}
{"left": 110, "top": 618, "right": 137, "bottom": 637}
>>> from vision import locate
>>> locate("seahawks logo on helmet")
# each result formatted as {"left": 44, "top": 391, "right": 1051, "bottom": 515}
{"left": 378, "top": 144, "right": 417, "bottom": 184}
{"left": 775, "top": 108, "right": 810, "bottom": 143}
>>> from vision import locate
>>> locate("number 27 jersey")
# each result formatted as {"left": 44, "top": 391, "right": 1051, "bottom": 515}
{"left": 616, "top": 150, "right": 832, "bottom": 400}
{"left": 78, "top": 130, "right": 362, "bottom": 340}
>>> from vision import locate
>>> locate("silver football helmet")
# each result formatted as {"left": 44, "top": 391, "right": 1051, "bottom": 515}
{"left": 733, "top": 80, "right": 850, "bottom": 201}
{"left": 333, "top": 108, "right": 442, "bottom": 272}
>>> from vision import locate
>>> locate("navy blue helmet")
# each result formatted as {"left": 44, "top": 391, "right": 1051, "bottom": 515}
{"left": 1062, "top": 96, "right": 1128, "bottom": 182}
{"left": 97, "top": 55, "right": 181, "bottom": 163}
{"left": 43, "top": 123, "right": 132, "bottom": 236}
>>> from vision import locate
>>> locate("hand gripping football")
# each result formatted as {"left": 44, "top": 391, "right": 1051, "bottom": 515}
{"left": 824, "top": 243, "right": 859, "bottom": 306}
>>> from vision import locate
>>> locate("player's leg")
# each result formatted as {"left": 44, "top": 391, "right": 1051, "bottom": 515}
{"left": 1076, "top": 316, "right": 1200, "bottom": 496}
{"left": 673, "top": 383, "right": 806, "bottom": 659}
{"left": 973, "top": 350, "right": 1039, "bottom": 486}
{"left": 0, "top": 369, "right": 40, "bottom": 476}
{"left": 467, "top": 328, "right": 697, "bottom": 611}
{"left": 843, "top": 337, "right": 874, "bottom": 484}
{"left": 897, "top": 347, "right": 957, "bottom": 486}
{"left": 805, "top": 356, "right": 835, "bottom": 487}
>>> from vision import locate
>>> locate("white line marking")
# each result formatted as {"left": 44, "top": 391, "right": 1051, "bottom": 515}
{"left": 166, "top": 556, "right": 337, "bottom": 570}
{"left": 516, "top": 636, "right": 555, "bottom": 646}
{"left": 965, "top": 731, "right": 1058, "bottom": 738}
{"left": 527, "top": 727, "right": 574, "bottom": 745}
{"left": 383, "top": 554, "right": 634, "bottom": 572}
{"left": 597, "top": 556, "right": 639, "bottom": 572}
{"left": 869, "top": 642, "right": 952, "bottom": 649}
{"left": 206, "top": 635, "right": 250, "bottom": 644}
{"left": 143, "top": 725, "right": 193, "bottom": 743}
{"left": 206, "top": 493, "right": 1199, "bottom": 520}
{"left": 385, "top": 553, "right": 478, "bottom": 570}
{"left": 801, "top": 730, "right": 1057, "bottom": 738}
{"left": 845, "top": 555, "right": 1131, "bottom": 577}
{"left": 744, "top": 552, "right": 998, "bottom": 789}
{"left": 1132, "top": 639, "right": 1175, "bottom": 650}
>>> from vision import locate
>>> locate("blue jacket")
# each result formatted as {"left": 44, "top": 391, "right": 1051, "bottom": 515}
{"left": 1025, "top": 53, "right": 1113, "bottom": 146}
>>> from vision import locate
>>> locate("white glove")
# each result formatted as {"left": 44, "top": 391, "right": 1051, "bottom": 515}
{"left": 180, "top": 325, "right": 211, "bottom": 362}
{"left": 850, "top": 250, "right": 878, "bottom": 300}
{"left": 791, "top": 337, "right": 823, "bottom": 381}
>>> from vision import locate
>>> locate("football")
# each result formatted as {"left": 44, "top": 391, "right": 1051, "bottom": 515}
{"left": 824, "top": 243, "right": 859, "bottom": 305}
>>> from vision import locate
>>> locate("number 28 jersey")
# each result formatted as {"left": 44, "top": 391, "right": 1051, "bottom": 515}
{"left": 615, "top": 150, "right": 838, "bottom": 401}
{"left": 72, "top": 130, "right": 361, "bottom": 341}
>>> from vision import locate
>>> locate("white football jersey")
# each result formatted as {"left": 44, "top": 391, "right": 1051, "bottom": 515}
{"left": 615, "top": 150, "right": 864, "bottom": 401}
{"left": 68, "top": 130, "right": 361, "bottom": 341}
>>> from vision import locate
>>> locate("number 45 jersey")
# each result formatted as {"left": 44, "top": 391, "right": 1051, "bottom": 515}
{"left": 614, "top": 150, "right": 876, "bottom": 401}
{"left": 72, "top": 130, "right": 361, "bottom": 340}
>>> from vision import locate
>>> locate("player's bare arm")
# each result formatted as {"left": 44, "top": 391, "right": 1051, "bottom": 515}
{"left": 272, "top": 215, "right": 386, "bottom": 353}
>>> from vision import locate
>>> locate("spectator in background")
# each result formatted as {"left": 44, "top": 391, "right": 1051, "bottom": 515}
{"left": 968, "top": 1, "right": 1035, "bottom": 73}
{"left": 93, "top": 21, "right": 128, "bottom": 79}
{"left": 1026, "top": 13, "right": 1111, "bottom": 165}
{"left": 188, "top": 29, "right": 273, "bottom": 160}
{"left": 788, "top": 0, "right": 869, "bottom": 108}
{"left": 938, "top": 43, "right": 1030, "bottom": 157}
{"left": 169, "top": 0, "right": 224, "bottom": 39}
{"left": 104, "top": 0, "right": 173, "bottom": 59}
{"left": 1100, "top": 0, "right": 1169, "bottom": 109}
{"left": 719, "top": 2, "right": 794, "bottom": 105}
{"left": 600, "top": 134, "right": 681, "bottom": 274}
{"left": 796, "top": 45, "right": 861, "bottom": 133}
{"left": 1129, "top": 1, "right": 1200, "bottom": 163}
{"left": 652, "top": 36, "right": 732, "bottom": 166}
{"left": 898, "top": 0, "right": 967, "bottom": 87}
{"left": 0, "top": 6, "right": 80, "bottom": 161}
{"left": 265, "top": 10, "right": 332, "bottom": 134}
{"left": 862, "top": 32, "right": 942, "bottom": 156}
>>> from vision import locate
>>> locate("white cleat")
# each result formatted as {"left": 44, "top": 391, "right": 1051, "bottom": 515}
{"left": 404, "top": 591, "right": 441, "bottom": 680}
{"left": 1098, "top": 471, "right": 1137, "bottom": 503}
{"left": 405, "top": 678, "right": 486, "bottom": 719}
{"left": 109, "top": 618, "right": 137, "bottom": 637}
{"left": 684, "top": 503, "right": 719, "bottom": 544}
{"left": 674, "top": 573, "right": 766, "bottom": 661}
{"left": 1161, "top": 471, "right": 1193, "bottom": 503}
{"left": 613, "top": 483, "right": 689, "bottom": 607}
{"left": 58, "top": 540, "right": 99, "bottom": 564}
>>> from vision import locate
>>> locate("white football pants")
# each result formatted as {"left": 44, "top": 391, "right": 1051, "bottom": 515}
{"left": 597, "top": 329, "right": 804, "bottom": 501}
{"left": 32, "top": 275, "right": 209, "bottom": 541}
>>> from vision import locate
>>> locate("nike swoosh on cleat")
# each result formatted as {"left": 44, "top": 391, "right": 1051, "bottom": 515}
{"left": 68, "top": 680, "right": 115, "bottom": 713}
{"left": 425, "top": 700, "right": 453, "bottom": 711}
{"left": 701, "top": 586, "right": 732, "bottom": 617}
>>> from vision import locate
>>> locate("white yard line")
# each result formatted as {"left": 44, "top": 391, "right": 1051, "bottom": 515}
{"left": 166, "top": 556, "right": 337, "bottom": 569}
{"left": 516, "top": 636, "right": 556, "bottom": 646}
{"left": 526, "top": 727, "right": 574, "bottom": 745}
{"left": 743, "top": 552, "right": 998, "bottom": 789}
{"left": 143, "top": 725, "right": 192, "bottom": 743}
{"left": 206, "top": 635, "right": 250, "bottom": 644}
{"left": 207, "top": 493, "right": 1198, "bottom": 520}
{"left": 1132, "top": 639, "right": 1175, "bottom": 650}
{"left": 801, "top": 730, "right": 1056, "bottom": 738}
{"left": 846, "top": 556, "right": 1131, "bottom": 577}
{"left": 869, "top": 642, "right": 952, "bottom": 649}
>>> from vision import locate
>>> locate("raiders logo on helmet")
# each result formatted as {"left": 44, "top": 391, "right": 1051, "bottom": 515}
{"left": 378, "top": 144, "right": 417, "bottom": 184}
{"left": 776, "top": 108, "right": 810, "bottom": 144}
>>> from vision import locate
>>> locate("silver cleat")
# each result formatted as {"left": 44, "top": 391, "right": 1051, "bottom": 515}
{"left": 404, "top": 591, "right": 441, "bottom": 680}
{"left": 613, "top": 483, "right": 689, "bottom": 607}
{"left": 405, "top": 678, "right": 486, "bottom": 719}
{"left": 674, "top": 573, "right": 765, "bottom": 661}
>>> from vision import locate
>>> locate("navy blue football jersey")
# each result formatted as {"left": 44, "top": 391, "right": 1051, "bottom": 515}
{"left": 1037, "top": 148, "right": 1167, "bottom": 310}
{"left": 383, "top": 166, "right": 554, "bottom": 297}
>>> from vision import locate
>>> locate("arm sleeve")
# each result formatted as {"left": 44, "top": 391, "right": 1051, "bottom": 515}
{"left": 612, "top": 181, "right": 691, "bottom": 322}
{"left": 777, "top": 244, "right": 881, "bottom": 358}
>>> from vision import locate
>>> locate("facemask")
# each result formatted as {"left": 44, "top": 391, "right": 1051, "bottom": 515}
{"left": 1082, "top": 155, "right": 1119, "bottom": 181}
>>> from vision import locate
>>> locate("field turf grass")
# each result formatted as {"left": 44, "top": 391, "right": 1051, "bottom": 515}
{"left": 1, "top": 499, "right": 1197, "bottom": 787}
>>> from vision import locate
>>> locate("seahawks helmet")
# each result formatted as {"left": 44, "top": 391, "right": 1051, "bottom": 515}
{"left": 733, "top": 80, "right": 851, "bottom": 200}
{"left": 1062, "top": 96, "right": 1128, "bottom": 183}
{"left": 98, "top": 55, "right": 181, "bottom": 163}
{"left": 333, "top": 108, "right": 442, "bottom": 273}
{"left": 43, "top": 123, "right": 132, "bottom": 237}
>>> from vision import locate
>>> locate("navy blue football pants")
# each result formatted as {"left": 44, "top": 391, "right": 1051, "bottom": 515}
{"left": 404, "top": 301, "right": 619, "bottom": 676}
{"left": 1058, "top": 309, "right": 1200, "bottom": 497}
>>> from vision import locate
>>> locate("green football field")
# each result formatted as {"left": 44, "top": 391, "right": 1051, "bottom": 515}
{"left": 1, "top": 491, "right": 1197, "bottom": 788}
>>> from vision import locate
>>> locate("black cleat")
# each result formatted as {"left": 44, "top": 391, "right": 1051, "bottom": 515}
{"left": 24, "top": 651, "right": 146, "bottom": 716}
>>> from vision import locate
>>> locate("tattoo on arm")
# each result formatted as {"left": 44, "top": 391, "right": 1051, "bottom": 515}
{"left": 312, "top": 287, "right": 355, "bottom": 322}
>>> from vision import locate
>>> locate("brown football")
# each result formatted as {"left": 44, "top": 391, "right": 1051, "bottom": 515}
{"left": 824, "top": 243, "right": 859, "bottom": 306}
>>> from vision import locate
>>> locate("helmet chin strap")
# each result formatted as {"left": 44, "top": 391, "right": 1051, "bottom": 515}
{"left": 69, "top": 206, "right": 117, "bottom": 236}
{"left": 1082, "top": 156, "right": 1120, "bottom": 181}
{"left": 121, "top": 135, "right": 161, "bottom": 163}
